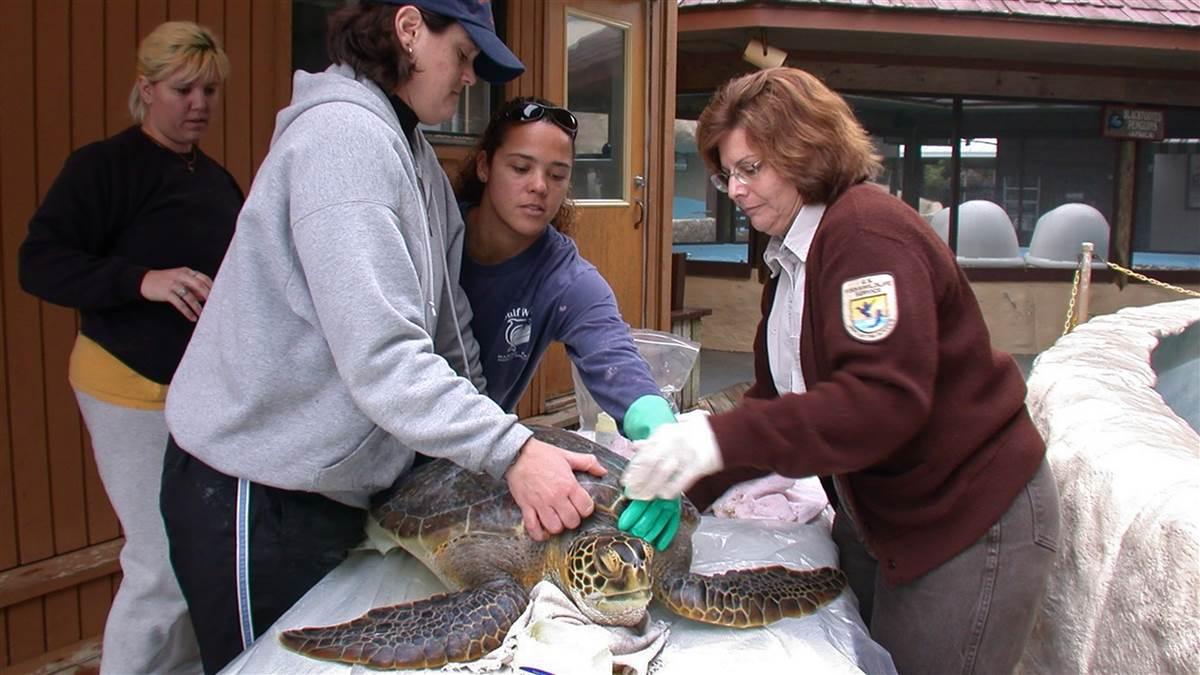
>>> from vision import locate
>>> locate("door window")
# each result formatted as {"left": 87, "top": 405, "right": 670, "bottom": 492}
{"left": 566, "top": 13, "right": 628, "bottom": 201}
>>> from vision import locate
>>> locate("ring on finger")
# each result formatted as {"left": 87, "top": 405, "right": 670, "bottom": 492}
{"left": 175, "top": 286, "right": 188, "bottom": 297}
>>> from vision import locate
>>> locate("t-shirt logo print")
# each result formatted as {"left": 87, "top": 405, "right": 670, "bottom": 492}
{"left": 500, "top": 306, "right": 531, "bottom": 361}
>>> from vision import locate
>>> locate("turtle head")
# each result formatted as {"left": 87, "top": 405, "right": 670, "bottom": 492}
{"left": 561, "top": 532, "right": 653, "bottom": 626}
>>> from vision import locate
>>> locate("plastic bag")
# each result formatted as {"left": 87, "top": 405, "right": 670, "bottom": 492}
{"left": 573, "top": 329, "right": 700, "bottom": 432}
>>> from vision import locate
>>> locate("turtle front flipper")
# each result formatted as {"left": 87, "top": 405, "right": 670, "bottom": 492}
{"left": 655, "top": 564, "right": 847, "bottom": 628}
{"left": 279, "top": 578, "right": 527, "bottom": 669}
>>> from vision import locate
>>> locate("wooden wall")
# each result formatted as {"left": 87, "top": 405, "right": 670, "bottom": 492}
{"left": 0, "top": 0, "right": 292, "bottom": 669}
{"left": 0, "top": 0, "right": 675, "bottom": 667}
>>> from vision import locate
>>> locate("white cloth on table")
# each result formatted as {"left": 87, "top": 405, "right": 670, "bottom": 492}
{"left": 442, "top": 581, "right": 667, "bottom": 675}
{"left": 222, "top": 517, "right": 895, "bottom": 674}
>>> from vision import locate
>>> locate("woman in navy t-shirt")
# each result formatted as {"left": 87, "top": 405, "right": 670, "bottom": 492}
{"left": 456, "top": 97, "right": 682, "bottom": 550}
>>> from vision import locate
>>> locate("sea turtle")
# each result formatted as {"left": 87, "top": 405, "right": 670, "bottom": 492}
{"left": 280, "top": 425, "right": 847, "bottom": 670}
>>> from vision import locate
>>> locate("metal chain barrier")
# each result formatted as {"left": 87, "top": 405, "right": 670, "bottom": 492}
{"left": 1062, "top": 267, "right": 1081, "bottom": 337}
{"left": 1103, "top": 259, "right": 1200, "bottom": 299}
{"left": 1062, "top": 253, "right": 1200, "bottom": 337}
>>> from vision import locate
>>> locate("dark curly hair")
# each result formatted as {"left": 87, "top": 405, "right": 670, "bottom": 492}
{"left": 454, "top": 96, "right": 578, "bottom": 235}
{"left": 325, "top": 2, "right": 452, "bottom": 93}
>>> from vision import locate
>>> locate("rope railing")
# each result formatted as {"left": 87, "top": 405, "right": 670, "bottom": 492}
{"left": 1062, "top": 242, "right": 1200, "bottom": 337}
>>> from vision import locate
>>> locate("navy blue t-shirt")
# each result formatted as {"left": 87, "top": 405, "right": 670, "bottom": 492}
{"left": 461, "top": 226, "right": 661, "bottom": 426}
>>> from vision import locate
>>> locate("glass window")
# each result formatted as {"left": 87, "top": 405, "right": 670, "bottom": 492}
{"left": 566, "top": 14, "right": 627, "bottom": 200}
{"left": 1133, "top": 108, "right": 1200, "bottom": 270}
{"left": 848, "top": 95, "right": 955, "bottom": 220}
{"left": 671, "top": 117, "right": 749, "bottom": 265}
{"left": 291, "top": 0, "right": 491, "bottom": 137}
{"left": 670, "top": 89, "right": 1197, "bottom": 276}
{"left": 847, "top": 96, "right": 1118, "bottom": 268}
{"left": 961, "top": 101, "right": 1115, "bottom": 244}
{"left": 419, "top": 83, "right": 491, "bottom": 136}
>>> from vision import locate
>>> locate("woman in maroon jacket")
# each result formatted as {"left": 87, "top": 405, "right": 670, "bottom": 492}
{"left": 622, "top": 67, "right": 1059, "bottom": 674}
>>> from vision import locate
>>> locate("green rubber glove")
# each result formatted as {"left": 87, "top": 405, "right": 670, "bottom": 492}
{"left": 618, "top": 395, "right": 682, "bottom": 550}
{"left": 618, "top": 495, "right": 681, "bottom": 551}
{"left": 622, "top": 394, "right": 677, "bottom": 442}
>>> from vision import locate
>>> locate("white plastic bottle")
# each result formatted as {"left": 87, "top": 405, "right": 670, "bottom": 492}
{"left": 594, "top": 411, "right": 618, "bottom": 449}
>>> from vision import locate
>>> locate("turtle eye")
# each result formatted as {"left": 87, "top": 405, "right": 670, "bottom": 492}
{"left": 596, "top": 549, "right": 621, "bottom": 577}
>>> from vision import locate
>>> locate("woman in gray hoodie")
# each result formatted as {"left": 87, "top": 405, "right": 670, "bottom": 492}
{"left": 159, "top": 3, "right": 604, "bottom": 672}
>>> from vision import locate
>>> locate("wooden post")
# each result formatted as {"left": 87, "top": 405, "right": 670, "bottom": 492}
{"left": 1077, "top": 242, "right": 1094, "bottom": 326}
{"left": 1112, "top": 141, "right": 1136, "bottom": 289}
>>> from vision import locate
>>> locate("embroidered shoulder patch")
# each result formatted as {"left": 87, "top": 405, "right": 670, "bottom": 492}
{"left": 841, "top": 273, "right": 898, "bottom": 342}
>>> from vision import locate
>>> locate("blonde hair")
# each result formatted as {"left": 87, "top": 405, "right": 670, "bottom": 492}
{"left": 128, "top": 21, "right": 230, "bottom": 123}
{"left": 696, "top": 67, "right": 881, "bottom": 204}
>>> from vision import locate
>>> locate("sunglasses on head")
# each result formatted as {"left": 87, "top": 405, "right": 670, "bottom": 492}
{"left": 504, "top": 102, "right": 578, "bottom": 138}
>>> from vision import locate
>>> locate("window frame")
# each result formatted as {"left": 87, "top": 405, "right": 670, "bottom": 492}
{"left": 674, "top": 88, "right": 1200, "bottom": 284}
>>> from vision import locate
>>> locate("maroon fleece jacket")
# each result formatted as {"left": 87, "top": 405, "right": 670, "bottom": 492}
{"left": 691, "top": 183, "right": 1045, "bottom": 586}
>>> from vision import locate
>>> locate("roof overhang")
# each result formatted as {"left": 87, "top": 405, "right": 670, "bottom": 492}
{"left": 678, "top": 5, "right": 1200, "bottom": 75}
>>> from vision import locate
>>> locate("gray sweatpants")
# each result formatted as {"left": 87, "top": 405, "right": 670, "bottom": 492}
{"left": 834, "top": 460, "right": 1060, "bottom": 675}
{"left": 75, "top": 390, "right": 201, "bottom": 675}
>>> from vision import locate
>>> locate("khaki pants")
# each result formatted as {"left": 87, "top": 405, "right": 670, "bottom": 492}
{"left": 834, "top": 460, "right": 1060, "bottom": 675}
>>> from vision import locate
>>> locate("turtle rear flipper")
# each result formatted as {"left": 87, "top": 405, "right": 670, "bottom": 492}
{"left": 656, "top": 565, "right": 847, "bottom": 628}
{"left": 279, "top": 578, "right": 527, "bottom": 669}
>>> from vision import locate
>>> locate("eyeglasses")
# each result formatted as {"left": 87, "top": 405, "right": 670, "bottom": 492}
{"left": 710, "top": 159, "right": 764, "bottom": 193}
{"left": 504, "top": 102, "right": 579, "bottom": 139}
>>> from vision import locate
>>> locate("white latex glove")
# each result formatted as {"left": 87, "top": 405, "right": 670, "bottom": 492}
{"left": 621, "top": 411, "right": 723, "bottom": 500}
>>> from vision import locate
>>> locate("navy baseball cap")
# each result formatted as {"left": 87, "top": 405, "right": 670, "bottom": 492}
{"left": 377, "top": 0, "right": 525, "bottom": 84}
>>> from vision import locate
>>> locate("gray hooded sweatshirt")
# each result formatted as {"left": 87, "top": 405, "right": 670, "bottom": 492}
{"left": 165, "top": 65, "right": 531, "bottom": 508}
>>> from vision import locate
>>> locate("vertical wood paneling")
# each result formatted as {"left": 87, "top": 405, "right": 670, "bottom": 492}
{"left": 63, "top": 0, "right": 108, "bottom": 551}
{"left": 47, "top": 326, "right": 87, "bottom": 530}
{"left": 77, "top": 576, "right": 112, "bottom": 638}
{"left": 648, "top": 0, "right": 676, "bottom": 330}
{"left": 105, "top": 0, "right": 137, "bottom": 137}
{"left": 70, "top": 0, "right": 108, "bottom": 196}
{"left": 509, "top": 0, "right": 543, "bottom": 99}
{"left": 3, "top": 0, "right": 55, "bottom": 567}
{"left": 0, "top": 611, "right": 7, "bottom": 666}
{"left": 250, "top": 1, "right": 276, "bottom": 175}
{"left": 223, "top": 0, "right": 252, "bottom": 191}
{"left": 59, "top": 5, "right": 107, "bottom": 547}
{"left": 0, "top": 0, "right": 20, "bottom": 576}
{"left": 6, "top": 599, "right": 45, "bottom": 664}
{"left": 274, "top": 0, "right": 293, "bottom": 114}
{"left": 0, "top": 0, "right": 294, "bottom": 666}
{"left": 39, "top": 0, "right": 89, "bottom": 557}
{"left": 168, "top": 0, "right": 196, "bottom": 21}
{"left": 137, "top": 0, "right": 168, "bottom": 39}
{"left": 43, "top": 588, "right": 81, "bottom": 650}
{"left": 197, "top": 0, "right": 226, "bottom": 167}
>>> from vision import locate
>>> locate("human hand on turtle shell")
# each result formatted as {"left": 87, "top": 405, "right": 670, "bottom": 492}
{"left": 506, "top": 437, "right": 607, "bottom": 541}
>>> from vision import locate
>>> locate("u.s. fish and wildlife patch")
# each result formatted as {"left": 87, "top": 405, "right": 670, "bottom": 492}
{"left": 841, "top": 273, "right": 898, "bottom": 342}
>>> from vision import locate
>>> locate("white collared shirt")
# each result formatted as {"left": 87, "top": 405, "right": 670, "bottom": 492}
{"left": 762, "top": 203, "right": 826, "bottom": 395}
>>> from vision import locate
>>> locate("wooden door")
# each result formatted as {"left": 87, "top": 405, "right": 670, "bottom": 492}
{"left": 538, "top": 0, "right": 649, "bottom": 409}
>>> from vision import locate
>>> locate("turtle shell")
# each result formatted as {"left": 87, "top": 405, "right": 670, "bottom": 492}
{"left": 281, "top": 426, "right": 848, "bottom": 669}
{"left": 370, "top": 425, "right": 700, "bottom": 560}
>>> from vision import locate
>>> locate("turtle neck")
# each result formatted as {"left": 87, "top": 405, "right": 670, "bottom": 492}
{"left": 387, "top": 94, "right": 420, "bottom": 148}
